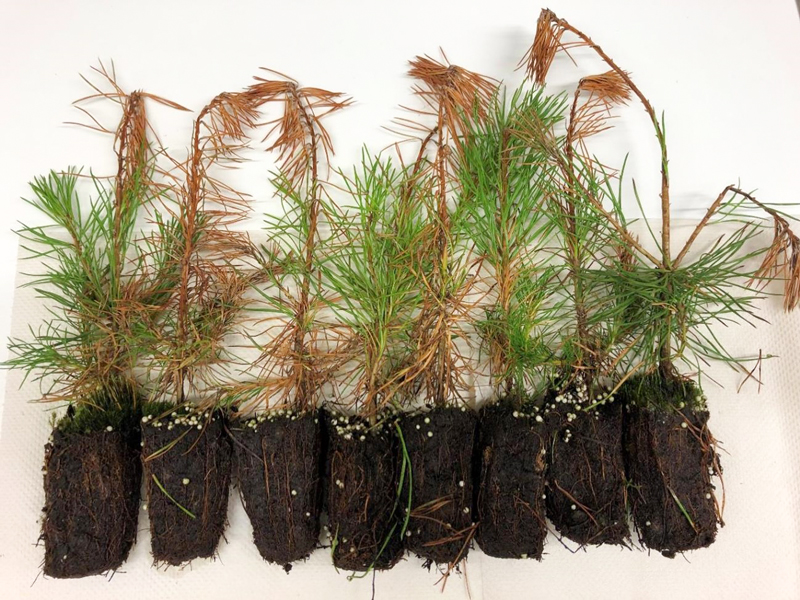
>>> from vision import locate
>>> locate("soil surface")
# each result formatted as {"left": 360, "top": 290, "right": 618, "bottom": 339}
{"left": 142, "top": 409, "right": 231, "bottom": 565}
{"left": 547, "top": 401, "right": 629, "bottom": 546}
{"left": 476, "top": 399, "right": 550, "bottom": 559}
{"left": 400, "top": 406, "right": 476, "bottom": 566}
{"left": 624, "top": 403, "right": 721, "bottom": 557}
{"left": 42, "top": 427, "right": 141, "bottom": 578}
{"left": 326, "top": 414, "right": 403, "bottom": 571}
{"left": 230, "top": 410, "right": 322, "bottom": 568}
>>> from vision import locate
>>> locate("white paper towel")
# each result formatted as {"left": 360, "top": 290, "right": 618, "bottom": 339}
{"left": 1, "top": 231, "right": 799, "bottom": 600}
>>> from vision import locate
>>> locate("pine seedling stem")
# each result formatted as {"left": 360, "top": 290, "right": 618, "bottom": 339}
{"left": 404, "top": 56, "right": 497, "bottom": 406}
{"left": 291, "top": 86, "right": 321, "bottom": 408}
{"left": 229, "top": 75, "right": 351, "bottom": 415}
{"left": 154, "top": 77, "right": 301, "bottom": 406}
{"left": 458, "top": 85, "right": 566, "bottom": 403}
{"left": 526, "top": 9, "right": 800, "bottom": 384}
{"left": 6, "top": 63, "right": 185, "bottom": 413}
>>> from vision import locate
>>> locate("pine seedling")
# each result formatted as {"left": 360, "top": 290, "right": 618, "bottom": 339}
{"left": 225, "top": 73, "right": 352, "bottom": 415}
{"left": 395, "top": 55, "right": 497, "bottom": 407}
{"left": 525, "top": 8, "right": 799, "bottom": 555}
{"left": 372, "top": 55, "right": 499, "bottom": 571}
{"left": 4, "top": 63, "right": 185, "bottom": 579}
{"left": 457, "top": 81, "right": 573, "bottom": 561}
{"left": 457, "top": 85, "right": 567, "bottom": 402}
{"left": 7, "top": 62, "right": 181, "bottom": 429}
{"left": 515, "top": 34, "right": 646, "bottom": 546}
{"left": 218, "top": 74, "right": 352, "bottom": 568}
{"left": 525, "top": 8, "right": 799, "bottom": 395}
{"left": 320, "top": 151, "right": 428, "bottom": 572}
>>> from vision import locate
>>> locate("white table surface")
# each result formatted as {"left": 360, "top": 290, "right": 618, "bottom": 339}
{"left": 1, "top": 1, "right": 799, "bottom": 598}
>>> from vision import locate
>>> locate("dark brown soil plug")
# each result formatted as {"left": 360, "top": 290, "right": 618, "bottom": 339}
{"left": 230, "top": 409, "right": 322, "bottom": 568}
{"left": 326, "top": 413, "right": 403, "bottom": 571}
{"left": 142, "top": 406, "right": 231, "bottom": 566}
{"left": 476, "top": 399, "right": 550, "bottom": 559}
{"left": 621, "top": 376, "right": 722, "bottom": 557}
{"left": 400, "top": 406, "right": 476, "bottom": 566}
{"left": 546, "top": 387, "right": 629, "bottom": 546}
{"left": 42, "top": 425, "right": 141, "bottom": 578}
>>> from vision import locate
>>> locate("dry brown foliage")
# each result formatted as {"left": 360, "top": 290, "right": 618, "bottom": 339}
{"left": 229, "top": 73, "right": 353, "bottom": 414}
{"left": 151, "top": 77, "right": 293, "bottom": 403}
{"left": 674, "top": 185, "right": 800, "bottom": 312}
{"left": 398, "top": 55, "right": 497, "bottom": 406}
{"left": 522, "top": 8, "right": 587, "bottom": 87}
{"left": 524, "top": 9, "right": 800, "bottom": 379}
{"left": 567, "top": 70, "right": 631, "bottom": 161}
{"left": 55, "top": 63, "right": 186, "bottom": 402}
{"left": 757, "top": 216, "right": 800, "bottom": 311}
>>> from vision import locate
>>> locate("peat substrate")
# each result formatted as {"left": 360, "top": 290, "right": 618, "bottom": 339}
{"left": 547, "top": 400, "right": 629, "bottom": 546}
{"left": 326, "top": 414, "right": 403, "bottom": 571}
{"left": 142, "top": 409, "right": 232, "bottom": 565}
{"left": 401, "top": 406, "right": 476, "bottom": 566}
{"left": 621, "top": 377, "right": 721, "bottom": 557}
{"left": 231, "top": 410, "right": 323, "bottom": 568}
{"left": 476, "top": 399, "right": 550, "bottom": 559}
{"left": 42, "top": 426, "right": 141, "bottom": 578}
